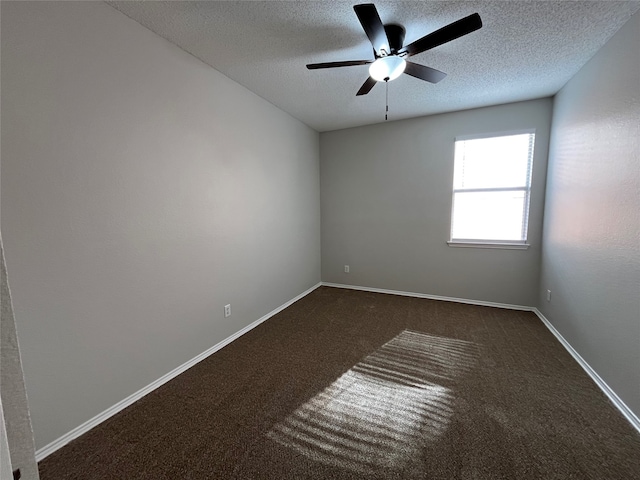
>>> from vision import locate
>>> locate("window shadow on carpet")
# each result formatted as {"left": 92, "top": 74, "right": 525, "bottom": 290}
{"left": 267, "top": 330, "right": 479, "bottom": 475}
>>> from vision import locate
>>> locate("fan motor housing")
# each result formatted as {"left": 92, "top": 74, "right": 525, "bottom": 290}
{"left": 384, "top": 24, "right": 406, "bottom": 54}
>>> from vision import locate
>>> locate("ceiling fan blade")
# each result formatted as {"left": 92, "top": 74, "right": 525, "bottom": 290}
{"left": 401, "top": 13, "right": 482, "bottom": 57}
{"left": 356, "top": 76, "right": 377, "bottom": 96}
{"left": 404, "top": 61, "right": 447, "bottom": 84}
{"left": 307, "top": 60, "right": 373, "bottom": 70}
{"left": 354, "top": 4, "right": 390, "bottom": 56}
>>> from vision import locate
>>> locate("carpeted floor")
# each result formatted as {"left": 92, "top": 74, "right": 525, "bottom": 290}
{"left": 38, "top": 286, "right": 640, "bottom": 479}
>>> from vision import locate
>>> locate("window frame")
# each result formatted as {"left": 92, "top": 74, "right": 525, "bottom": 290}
{"left": 447, "top": 129, "right": 536, "bottom": 250}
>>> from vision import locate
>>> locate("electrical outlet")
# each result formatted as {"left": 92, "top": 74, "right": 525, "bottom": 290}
{"left": 546, "top": 290, "right": 551, "bottom": 302}
{"left": 224, "top": 304, "right": 231, "bottom": 317}
{"left": 344, "top": 265, "right": 350, "bottom": 273}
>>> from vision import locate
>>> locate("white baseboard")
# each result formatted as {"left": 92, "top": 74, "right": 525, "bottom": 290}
{"left": 35, "top": 282, "right": 322, "bottom": 462}
{"left": 321, "top": 282, "right": 534, "bottom": 311}
{"left": 533, "top": 308, "right": 640, "bottom": 434}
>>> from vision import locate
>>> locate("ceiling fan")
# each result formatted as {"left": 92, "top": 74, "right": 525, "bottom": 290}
{"left": 307, "top": 3, "right": 482, "bottom": 96}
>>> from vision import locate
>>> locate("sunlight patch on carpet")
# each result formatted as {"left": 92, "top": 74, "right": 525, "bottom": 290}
{"left": 267, "top": 330, "right": 478, "bottom": 475}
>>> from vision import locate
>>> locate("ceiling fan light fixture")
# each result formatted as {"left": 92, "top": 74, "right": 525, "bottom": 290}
{"left": 369, "top": 56, "right": 406, "bottom": 82}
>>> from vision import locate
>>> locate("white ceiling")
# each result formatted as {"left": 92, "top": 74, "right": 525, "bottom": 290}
{"left": 106, "top": 1, "right": 640, "bottom": 132}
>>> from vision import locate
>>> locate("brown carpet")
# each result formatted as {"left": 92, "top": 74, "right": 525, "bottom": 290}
{"left": 38, "top": 286, "right": 640, "bottom": 479}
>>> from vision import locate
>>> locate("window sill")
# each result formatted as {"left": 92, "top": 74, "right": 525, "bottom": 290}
{"left": 447, "top": 241, "right": 530, "bottom": 250}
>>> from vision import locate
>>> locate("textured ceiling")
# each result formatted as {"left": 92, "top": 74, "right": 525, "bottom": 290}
{"left": 106, "top": 1, "right": 640, "bottom": 132}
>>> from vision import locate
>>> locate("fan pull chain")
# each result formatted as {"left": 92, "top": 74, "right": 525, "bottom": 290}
{"left": 385, "top": 80, "right": 389, "bottom": 121}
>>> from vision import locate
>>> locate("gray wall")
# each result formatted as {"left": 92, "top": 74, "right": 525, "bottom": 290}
{"left": 1, "top": 1, "right": 320, "bottom": 449}
{"left": 539, "top": 12, "right": 639, "bottom": 416}
{"left": 321, "top": 99, "right": 552, "bottom": 306}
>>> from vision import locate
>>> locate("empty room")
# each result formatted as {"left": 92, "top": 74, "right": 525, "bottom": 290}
{"left": 1, "top": 1, "right": 638, "bottom": 479}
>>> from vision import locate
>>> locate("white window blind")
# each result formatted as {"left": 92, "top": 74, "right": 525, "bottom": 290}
{"left": 450, "top": 132, "right": 535, "bottom": 243}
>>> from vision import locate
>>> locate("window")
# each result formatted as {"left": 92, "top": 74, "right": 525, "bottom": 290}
{"left": 449, "top": 131, "right": 535, "bottom": 248}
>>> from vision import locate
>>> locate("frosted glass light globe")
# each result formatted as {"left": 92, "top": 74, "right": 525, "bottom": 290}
{"left": 369, "top": 56, "right": 406, "bottom": 82}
